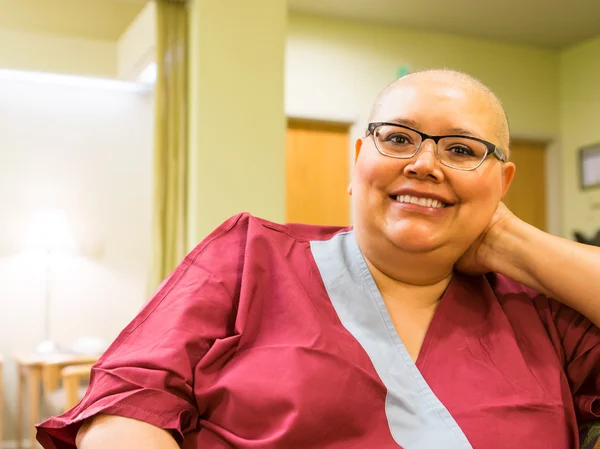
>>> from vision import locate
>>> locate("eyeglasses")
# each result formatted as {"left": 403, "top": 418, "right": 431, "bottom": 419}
{"left": 366, "top": 122, "right": 506, "bottom": 171}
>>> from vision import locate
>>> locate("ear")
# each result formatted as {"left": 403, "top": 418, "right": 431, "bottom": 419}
{"left": 354, "top": 138, "right": 363, "bottom": 162}
{"left": 348, "top": 138, "right": 364, "bottom": 196}
{"left": 500, "top": 162, "right": 516, "bottom": 197}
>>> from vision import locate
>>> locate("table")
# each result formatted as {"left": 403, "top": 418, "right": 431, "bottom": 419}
{"left": 15, "top": 354, "right": 98, "bottom": 449}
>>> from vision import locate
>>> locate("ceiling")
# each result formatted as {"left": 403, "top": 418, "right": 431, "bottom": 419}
{"left": 0, "top": 0, "right": 147, "bottom": 41}
{"left": 2, "top": 0, "right": 598, "bottom": 49}
{"left": 288, "top": 0, "right": 600, "bottom": 49}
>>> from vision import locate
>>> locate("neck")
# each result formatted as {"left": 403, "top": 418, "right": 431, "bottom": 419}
{"left": 355, "top": 231, "right": 455, "bottom": 307}
{"left": 366, "top": 256, "right": 452, "bottom": 310}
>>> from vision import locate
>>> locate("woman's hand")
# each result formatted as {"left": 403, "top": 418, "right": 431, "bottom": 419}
{"left": 455, "top": 202, "right": 517, "bottom": 275}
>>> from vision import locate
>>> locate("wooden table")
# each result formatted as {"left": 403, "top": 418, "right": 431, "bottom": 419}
{"left": 15, "top": 354, "right": 98, "bottom": 449}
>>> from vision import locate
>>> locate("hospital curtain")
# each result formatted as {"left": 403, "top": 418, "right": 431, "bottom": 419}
{"left": 149, "top": 0, "right": 189, "bottom": 292}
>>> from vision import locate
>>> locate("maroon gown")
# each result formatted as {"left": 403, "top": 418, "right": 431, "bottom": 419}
{"left": 37, "top": 213, "right": 600, "bottom": 448}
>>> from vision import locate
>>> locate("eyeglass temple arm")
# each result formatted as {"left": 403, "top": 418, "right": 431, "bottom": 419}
{"left": 493, "top": 147, "right": 506, "bottom": 162}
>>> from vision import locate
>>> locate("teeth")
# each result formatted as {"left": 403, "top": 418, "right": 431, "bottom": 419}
{"left": 394, "top": 195, "right": 446, "bottom": 208}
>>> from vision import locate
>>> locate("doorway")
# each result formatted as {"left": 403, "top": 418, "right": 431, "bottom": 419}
{"left": 503, "top": 139, "right": 547, "bottom": 231}
{"left": 285, "top": 119, "right": 351, "bottom": 226}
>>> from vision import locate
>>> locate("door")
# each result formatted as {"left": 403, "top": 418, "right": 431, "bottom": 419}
{"left": 286, "top": 119, "right": 350, "bottom": 226}
{"left": 502, "top": 140, "right": 547, "bottom": 231}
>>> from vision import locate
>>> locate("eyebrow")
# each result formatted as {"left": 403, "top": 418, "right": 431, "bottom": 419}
{"left": 387, "top": 117, "right": 420, "bottom": 128}
{"left": 385, "top": 118, "right": 484, "bottom": 140}
{"left": 445, "top": 127, "right": 483, "bottom": 139}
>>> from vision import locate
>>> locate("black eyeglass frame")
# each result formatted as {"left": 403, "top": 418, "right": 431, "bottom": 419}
{"left": 366, "top": 122, "right": 506, "bottom": 171}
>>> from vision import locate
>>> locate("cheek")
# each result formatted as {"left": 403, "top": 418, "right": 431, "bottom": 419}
{"left": 451, "top": 162, "right": 504, "bottom": 201}
{"left": 451, "top": 171, "right": 503, "bottom": 224}
{"left": 351, "top": 153, "right": 400, "bottom": 223}
{"left": 354, "top": 152, "right": 400, "bottom": 191}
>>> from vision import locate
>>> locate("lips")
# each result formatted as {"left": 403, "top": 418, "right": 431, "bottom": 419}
{"left": 393, "top": 194, "right": 447, "bottom": 208}
{"left": 388, "top": 189, "right": 455, "bottom": 208}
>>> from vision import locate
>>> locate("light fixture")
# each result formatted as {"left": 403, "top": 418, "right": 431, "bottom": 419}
{"left": 0, "top": 68, "right": 151, "bottom": 93}
{"left": 25, "top": 209, "right": 77, "bottom": 354}
{"left": 25, "top": 209, "right": 76, "bottom": 253}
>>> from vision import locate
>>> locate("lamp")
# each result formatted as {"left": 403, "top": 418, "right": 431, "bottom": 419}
{"left": 25, "top": 209, "right": 76, "bottom": 354}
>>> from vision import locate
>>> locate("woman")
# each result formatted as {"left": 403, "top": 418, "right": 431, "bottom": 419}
{"left": 37, "top": 70, "right": 600, "bottom": 449}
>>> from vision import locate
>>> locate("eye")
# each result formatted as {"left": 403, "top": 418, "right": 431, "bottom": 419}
{"left": 385, "top": 133, "right": 413, "bottom": 145}
{"left": 447, "top": 144, "right": 475, "bottom": 157}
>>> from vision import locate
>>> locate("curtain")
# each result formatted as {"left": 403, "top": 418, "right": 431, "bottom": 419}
{"left": 149, "top": 0, "right": 189, "bottom": 291}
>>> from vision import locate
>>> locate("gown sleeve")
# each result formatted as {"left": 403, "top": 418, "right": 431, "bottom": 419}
{"left": 545, "top": 299, "right": 600, "bottom": 423}
{"left": 36, "top": 214, "right": 250, "bottom": 449}
{"left": 492, "top": 273, "right": 600, "bottom": 423}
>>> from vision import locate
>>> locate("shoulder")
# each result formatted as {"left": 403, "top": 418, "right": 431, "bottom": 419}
{"left": 156, "top": 213, "right": 349, "bottom": 294}
{"left": 191, "top": 212, "right": 350, "bottom": 256}
{"left": 484, "top": 272, "right": 558, "bottom": 315}
{"left": 176, "top": 213, "right": 350, "bottom": 278}
{"left": 484, "top": 272, "right": 545, "bottom": 301}
{"left": 483, "top": 272, "right": 584, "bottom": 337}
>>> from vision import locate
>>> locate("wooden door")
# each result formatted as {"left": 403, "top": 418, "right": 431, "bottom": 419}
{"left": 503, "top": 140, "right": 547, "bottom": 231}
{"left": 286, "top": 119, "right": 350, "bottom": 226}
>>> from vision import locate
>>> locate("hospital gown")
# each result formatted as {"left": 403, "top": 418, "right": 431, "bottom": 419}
{"left": 37, "top": 213, "right": 600, "bottom": 449}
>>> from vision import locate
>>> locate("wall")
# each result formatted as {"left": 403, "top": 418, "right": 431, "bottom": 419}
{"left": 559, "top": 35, "right": 600, "bottom": 239}
{"left": 286, "top": 13, "right": 559, "bottom": 139}
{"left": 117, "top": 2, "right": 156, "bottom": 80}
{"left": 0, "top": 73, "right": 153, "bottom": 442}
{"left": 0, "top": 2, "right": 155, "bottom": 81}
{"left": 285, "top": 13, "right": 562, "bottom": 234}
{"left": 0, "top": 28, "right": 116, "bottom": 78}
{"left": 187, "top": 0, "right": 286, "bottom": 246}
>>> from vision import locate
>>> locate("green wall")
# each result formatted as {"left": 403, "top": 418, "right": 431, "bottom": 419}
{"left": 559, "top": 35, "right": 600, "bottom": 239}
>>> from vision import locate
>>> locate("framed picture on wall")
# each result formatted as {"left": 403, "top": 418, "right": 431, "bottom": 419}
{"left": 580, "top": 143, "right": 600, "bottom": 189}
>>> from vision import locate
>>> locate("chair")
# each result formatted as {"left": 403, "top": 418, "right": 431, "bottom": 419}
{"left": 580, "top": 422, "right": 600, "bottom": 449}
{"left": 41, "top": 359, "right": 94, "bottom": 415}
{"left": 574, "top": 229, "right": 600, "bottom": 247}
{"left": 61, "top": 363, "right": 94, "bottom": 410}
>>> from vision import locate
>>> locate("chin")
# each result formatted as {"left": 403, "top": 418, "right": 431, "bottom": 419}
{"left": 390, "top": 236, "right": 443, "bottom": 253}
{"left": 385, "top": 222, "right": 445, "bottom": 253}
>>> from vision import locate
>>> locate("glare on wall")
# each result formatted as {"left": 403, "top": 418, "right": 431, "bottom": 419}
{"left": 137, "top": 62, "right": 157, "bottom": 86}
{"left": 0, "top": 68, "right": 152, "bottom": 93}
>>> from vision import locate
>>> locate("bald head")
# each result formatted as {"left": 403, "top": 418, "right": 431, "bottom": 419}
{"left": 368, "top": 69, "right": 510, "bottom": 156}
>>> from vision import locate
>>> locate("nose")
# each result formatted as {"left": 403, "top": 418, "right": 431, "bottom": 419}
{"left": 403, "top": 139, "right": 445, "bottom": 182}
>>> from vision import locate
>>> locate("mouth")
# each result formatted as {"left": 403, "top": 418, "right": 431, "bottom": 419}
{"left": 390, "top": 194, "right": 450, "bottom": 209}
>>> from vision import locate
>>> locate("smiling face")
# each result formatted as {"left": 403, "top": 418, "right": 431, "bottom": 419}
{"left": 351, "top": 71, "right": 515, "bottom": 264}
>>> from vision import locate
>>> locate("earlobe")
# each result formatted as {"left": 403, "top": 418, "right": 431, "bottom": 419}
{"left": 347, "top": 184, "right": 352, "bottom": 196}
{"left": 501, "top": 162, "right": 516, "bottom": 197}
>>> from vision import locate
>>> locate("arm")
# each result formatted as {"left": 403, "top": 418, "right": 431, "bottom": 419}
{"left": 36, "top": 214, "right": 252, "bottom": 448}
{"left": 76, "top": 415, "right": 179, "bottom": 449}
{"left": 484, "top": 215, "right": 600, "bottom": 327}
{"left": 457, "top": 205, "right": 600, "bottom": 424}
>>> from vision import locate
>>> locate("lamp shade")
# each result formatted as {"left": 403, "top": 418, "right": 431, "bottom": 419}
{"left": 25, "top": 209, "right": 76, "bottom": 252}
